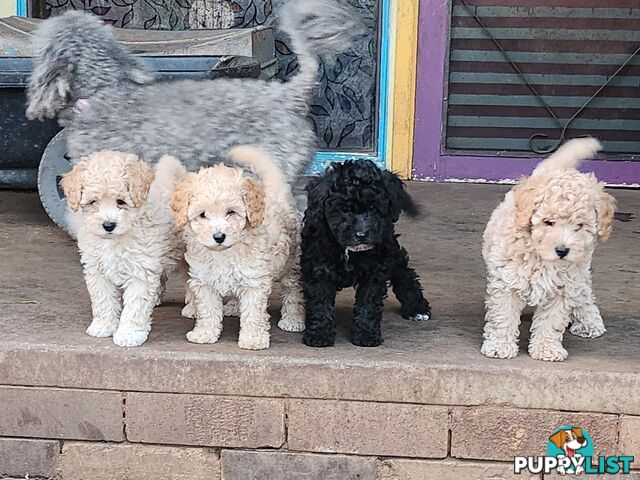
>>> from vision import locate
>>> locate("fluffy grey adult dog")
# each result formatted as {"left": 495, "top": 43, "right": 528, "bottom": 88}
{"left": 26, "top": 1, "right": 364, "bottom": 192}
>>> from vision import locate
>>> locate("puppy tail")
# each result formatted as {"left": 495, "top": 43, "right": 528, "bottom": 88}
{"left": 26, "top": 11, "right": 154, "bottom": 122}
{"left": 532, "top": 138, "right": 602, "bottom": 176}
{"left": 153, "top": 155, "right": 188, "bottom": 201}
{"left": 227, "top": 145, "right": 287, "bottom": 193}
{"left": 279, "top": 0, "right": 366, "bottom": 107}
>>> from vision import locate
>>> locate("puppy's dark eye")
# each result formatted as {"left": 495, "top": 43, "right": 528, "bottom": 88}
{"left": 116, "top": 199, "right": 127, "bottom": 207}
{"left": 226, "top": 210, "right": 236, "bottom": 216}
{"left": 544, "top": 220, "right": 555, "bottom": 226}
{"left": 339, "top": 205, "right": 351, "bottom": 214}
{"left": 199, "top": 211, "right": 207, "bottom": 219}
{"left": 576, "top": 223, "right": 584, "bottom": 231}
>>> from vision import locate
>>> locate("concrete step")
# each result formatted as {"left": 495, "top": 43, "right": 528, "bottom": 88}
{"left": 0, "top": 183, "right": 638, "bottom": 479}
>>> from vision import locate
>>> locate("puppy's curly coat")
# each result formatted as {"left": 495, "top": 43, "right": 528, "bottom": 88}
{"left": 61, "top": 151, "right": 190, "bottom": 347}
{"left": 482, "top": 138, "right": 616, "bottom": 362}
{"left": 26, "top": 1, "right": 365, "bottom": 200}
{"left": 301, "top": 160, "right": 431, "bottom": 347}
{"left": 171, "top": 146, "right": 305, "bottom": 350}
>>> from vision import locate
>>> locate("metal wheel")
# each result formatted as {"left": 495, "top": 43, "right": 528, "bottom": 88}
{"left": 37, "top": 129, "right": 73, "bottom": 236}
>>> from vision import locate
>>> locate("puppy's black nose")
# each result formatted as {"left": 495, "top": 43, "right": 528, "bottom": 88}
{"left": 102, "top": 221, "right": 116, "bottom": 233}
{"left": 555, "top": 246, "right": 570, "bottom": 258}
{"left": 355, "top": 231, "right": 367, "bottom": 239}
{"left": 213, "top": 233, "right": 226, "bottom": 244}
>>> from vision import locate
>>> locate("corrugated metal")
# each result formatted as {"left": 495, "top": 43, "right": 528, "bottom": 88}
{"left": 445, "top": 0, "right": 640, "bottom": 157}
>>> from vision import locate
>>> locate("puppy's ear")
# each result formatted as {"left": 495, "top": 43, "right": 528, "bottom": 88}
{"left": 124, "top": 156, "right": 154, "bottom": 207}
{"left": 60, "top": 161, "right": 87, "bottom": 211}
{"left": 305, "top": 172, "right": 332, "bottom": 211}
{"left": 513, "top": 178, "right": 543, "bottom": 231}
{"left": 242, "top": 177, "right": 265, "bottom": 228}
{"left": 549, "top": 430, "right": 566, "bottom": 449}
{"left": 26, "top": 57, "right": 74, "bottom": 121}
{"left": 171, "top": 173, "right": 196, "bottom": 229}
{"left": 595, "top": 189, "right": 616, "bottom": 242}
{"left": 381, "top": 170, "right": 420, "bottom": 222}
{"left": 304, "top": 170, "right": 336, "bottom": 229}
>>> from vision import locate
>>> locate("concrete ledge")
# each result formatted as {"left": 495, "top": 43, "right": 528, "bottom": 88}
{"left": 1, "top": 186, "right": 639, "bottom": 477}
{"left": 1, "top": 344, "right": 639, "bottom": 415}
{"left": 1, "top": 187, "right": 639, "bottom": 415}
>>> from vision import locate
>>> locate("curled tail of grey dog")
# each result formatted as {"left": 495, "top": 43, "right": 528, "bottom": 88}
{"left": 279, "top": 0, "right": 366, "bottom": 108}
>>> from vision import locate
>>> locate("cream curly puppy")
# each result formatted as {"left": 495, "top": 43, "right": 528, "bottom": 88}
{"left": 62, "top": 151, "right": 191, "bottom": 347}
{"left": 171, "top": 146, "right": 305, "bottom": 350}
{"left": 481, "top": 138, "right": 616, "bottom": 362}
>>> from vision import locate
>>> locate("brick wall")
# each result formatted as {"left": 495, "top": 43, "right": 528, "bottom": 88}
{"left": 1, "top": 385, "right": 638, "bottom": 479}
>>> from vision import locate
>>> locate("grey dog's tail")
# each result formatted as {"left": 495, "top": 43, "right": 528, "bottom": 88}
{"left": 279, "top": 0, "right": 366, "bottom": 106}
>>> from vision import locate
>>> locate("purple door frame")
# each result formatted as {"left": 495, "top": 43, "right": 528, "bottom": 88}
{"left": 412, "top": 0, "right": 640, "bottom": 186}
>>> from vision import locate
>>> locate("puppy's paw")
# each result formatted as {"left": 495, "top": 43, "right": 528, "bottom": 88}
{"left": 186, "top": 327, "right": 221, "bottom": 344}
{"left": 86, "top": 320, "right": 118, "bottom": 338}
{"left": 181, "top": 302, "right": 197, "bottom": 319}
{"left": 402, "top": 303, "right": 431, "bottom": 321}
{"left": 569, "top": 321, "right": 606, "bottom": 339}
{"left": 238, "top": 332, "right": 270, "bottom": 350}
{"left": 222, "top": 300, "right": 240, "bottom": 317}
{"left": 278, "top": 315, "right": 306, "bottom": 333}
{"left": 113, "top": 327, "right": 149, "bottom": 347}
{"left": 302, "top": 332, "right": 335, "bottom": 348}
{"left": 529, "top": 342, "right": 568, "bottom": 362}
{"left": 351, "top": 332, "right": 383, "bottom": 348}
{"left": 481, "top": 339, "right": 519, "bottom": 359}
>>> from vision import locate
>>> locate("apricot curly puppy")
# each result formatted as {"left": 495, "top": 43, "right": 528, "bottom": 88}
{"left": 171, "top": 146, "right": 305, "bottom": 350}
{"left": 481, "top": 138, "right": 616, "bottom": 362}
{"left": 61, "top": 151, "right": 191, "bottom": 347}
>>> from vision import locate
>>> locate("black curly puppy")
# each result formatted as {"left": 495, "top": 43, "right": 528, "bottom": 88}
{"left": 301, "top": 160, "right": 431, "bottom": 347}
